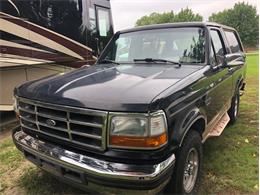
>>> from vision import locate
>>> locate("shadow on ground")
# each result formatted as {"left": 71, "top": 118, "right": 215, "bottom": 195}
{"left": 19, "top": 166, "right": 86, "bottom": 194}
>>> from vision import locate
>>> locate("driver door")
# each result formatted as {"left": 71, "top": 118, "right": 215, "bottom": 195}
{"left": 206, "top": 28, "right": 233, "bottom": 124}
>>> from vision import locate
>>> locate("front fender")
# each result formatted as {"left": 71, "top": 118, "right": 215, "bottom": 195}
{"left": 179, "top": 113, "right": 206, "bottom": 147}
{"left": 167, "top": 104, "right": 207, "bottom": 147}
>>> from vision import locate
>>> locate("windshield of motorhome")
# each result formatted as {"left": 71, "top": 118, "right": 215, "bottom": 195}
{"left": 103, "top": 27, "right": 205, "bottom": 63}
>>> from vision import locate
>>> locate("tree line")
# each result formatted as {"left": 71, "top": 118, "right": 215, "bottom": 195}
{"left": 135, "top": 2, "right": 259, "bottom": 48}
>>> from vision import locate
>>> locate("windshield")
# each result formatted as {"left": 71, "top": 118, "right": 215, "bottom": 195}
{"left": 99, "top": 27, "right": 206, "bottom": 64}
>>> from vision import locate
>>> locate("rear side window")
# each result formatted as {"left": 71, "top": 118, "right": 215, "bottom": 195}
{"left": 224, "top": 31, "right": 242, "bottom": 53}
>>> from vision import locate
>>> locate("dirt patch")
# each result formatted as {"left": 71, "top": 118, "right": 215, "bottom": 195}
{"left": 0, "top": 130, "right": 12, "bottom": 143}
{"left": 0, "top": 122, "right": 19, "bottom": 143}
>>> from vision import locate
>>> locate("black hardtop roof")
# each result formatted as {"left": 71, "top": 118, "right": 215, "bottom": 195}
{"left": 118, "top": 22, "right": 235, "bottom": 34}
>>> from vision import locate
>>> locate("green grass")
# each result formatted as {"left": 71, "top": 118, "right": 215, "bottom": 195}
{"left": 0, "top": 138, "right": 84, "bottom": 194}
{"left": 0, "top": 53, "right": 258, "bottom": 194}
{"left": 19, "top": 167, "right": 83, "bottom": 194}
{"left": 200, "top": 53, "right": 259, "bottom": 194}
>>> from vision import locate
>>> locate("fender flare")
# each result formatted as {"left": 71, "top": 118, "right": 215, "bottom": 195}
{"left": 178, "top": 111, "right": 206, "bottom": 147}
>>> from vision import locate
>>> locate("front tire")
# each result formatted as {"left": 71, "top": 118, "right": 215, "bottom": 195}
{"left": 165, "top": 131, "right": 202, "bottom": 194}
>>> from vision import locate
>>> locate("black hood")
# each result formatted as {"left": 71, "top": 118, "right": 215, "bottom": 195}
{"left": 16, "top": 64, "right": 202, "bottom": 112}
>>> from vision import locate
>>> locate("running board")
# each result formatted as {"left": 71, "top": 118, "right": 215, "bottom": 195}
{"left": 203, "top": 113, "right": 230, "bottom": 142}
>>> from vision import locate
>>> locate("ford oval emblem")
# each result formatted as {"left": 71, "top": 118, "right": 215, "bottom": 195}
{"left": 46, "top": 119, "right": 56, "bottom": 126}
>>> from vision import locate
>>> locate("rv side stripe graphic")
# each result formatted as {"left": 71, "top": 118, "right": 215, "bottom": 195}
{"left": 0, "top": 30, "right": 63, "bottom": 54}
{"left": 1, "top": 46, "right": 80, "bottom": 62}
{"left": 0, "top": 56, "right": 53, "bottom": 67}
{"left": 0, "top": 39, "right": 54, "bottom": 53}
{"left": 0, "top": 53, "right": 94, "bottom": 68}
{"left": 0, "top": 12, "right": 93, "bottom": 55}
{"left": 0, "top": 17, "right": 86, "bottom": 60}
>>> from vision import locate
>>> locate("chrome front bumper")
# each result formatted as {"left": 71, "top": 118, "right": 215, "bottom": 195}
{"left": 13, "top": 130, "right": 175, "bottom": 194}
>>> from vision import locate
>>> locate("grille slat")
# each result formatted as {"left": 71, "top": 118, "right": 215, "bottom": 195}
{"left": 18, "top": 98, "right": 107, "bottom": 151}
{"left": 70, "top": 120, "right": 103, "bottom": 128}
{"left": 38, "top": 122, "right": 68, "bottom": 132}
{"left": 20, "top": 107, "right": 35, "bottom": 114}
{"left": 20, "top": 116, "right": 36, "bottom": 124}
{"left": 21, "top": 123, "right": 38, "bottom": 132}
{"left": 37, "top": 112, "right": 67, "bottom": 122}
{"left": 71, "top": 131, "right": 102, "bottom": 140}
{"left": 20, "top": 119, "right": 38, "bottom": 131}
{"left": 38, "top": 106, "right": 67, "bottom": 118}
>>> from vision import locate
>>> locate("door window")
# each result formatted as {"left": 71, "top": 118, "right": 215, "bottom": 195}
{"left": 224, "top": 30, "right": 242, "bottom": 53}
{"left": 210, "top": 29, "right": 225, "bottom": 65}
{"left": 210, "top": 43, "right": 217, "bottom": 66}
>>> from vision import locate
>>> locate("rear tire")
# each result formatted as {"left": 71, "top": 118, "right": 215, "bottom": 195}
{"left": 228, "top": 91, "right": 240, "bottom": 125}
{"left": 164, "top": 131, "right": 202, "bottom": 194}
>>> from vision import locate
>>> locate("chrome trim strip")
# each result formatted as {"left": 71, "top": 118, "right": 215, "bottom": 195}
{"left": 14, "top": 130, "right": 175, "bottom": 181}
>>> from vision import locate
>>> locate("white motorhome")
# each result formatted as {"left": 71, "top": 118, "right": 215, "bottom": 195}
{"left": 0, "top": 0, "right": 114, "bottom": 110}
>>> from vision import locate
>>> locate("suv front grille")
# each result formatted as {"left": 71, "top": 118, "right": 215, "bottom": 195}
{"left": 18, "top": 98, "right": 107, "bottom": 151}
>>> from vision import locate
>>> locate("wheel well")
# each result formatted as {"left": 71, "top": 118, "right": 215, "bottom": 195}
{"left": 180, "top": 117, "right": 206, "bottom": 146}
{"left": 190, "top": 118, "right": 206, "bottom": 137}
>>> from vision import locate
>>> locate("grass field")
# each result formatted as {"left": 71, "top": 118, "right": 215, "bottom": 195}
{"left": 0, "top": 53, "right": 258, "bottom": 194}
{"left": 200, "top": 53, "right": 259, "bottom": 194}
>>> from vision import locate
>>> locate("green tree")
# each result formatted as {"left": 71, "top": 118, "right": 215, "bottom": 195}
{"left": 209, "top": 2, "right": 259, "bottom": 47}
{"left": 174, "top": 8, "right": 203, "bottom": 22}
{"left": 135, "top": 8, "right": 202, "bottom": 27}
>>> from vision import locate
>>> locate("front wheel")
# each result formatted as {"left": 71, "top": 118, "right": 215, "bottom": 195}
{"left": 165, "top": 131, "right": 202, "bottom": 194}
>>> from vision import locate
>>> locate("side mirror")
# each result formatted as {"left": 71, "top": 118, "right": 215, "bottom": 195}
{"left": 224, "top": 53, "right": 245, "bottom": 67}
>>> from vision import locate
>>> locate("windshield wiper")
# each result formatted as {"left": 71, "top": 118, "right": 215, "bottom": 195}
{"left": 98, "top": 59, "right": 120, "bottom": 65}
{"left": 133, "top": 58, "right": 181, "bottom": 67}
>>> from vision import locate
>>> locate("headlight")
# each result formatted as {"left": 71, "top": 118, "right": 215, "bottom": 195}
{"left": 111, "top": 116, "right": 148, "bottom": 136}
{"left": 109, "top": 110, "right": 167, "bottom": 149}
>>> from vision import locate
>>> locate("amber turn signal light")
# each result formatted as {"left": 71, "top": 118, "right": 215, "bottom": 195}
{"left": 109, "top": 133, "right": 167, "bottom": 148}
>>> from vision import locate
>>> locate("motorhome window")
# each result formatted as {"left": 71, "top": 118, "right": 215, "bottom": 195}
{"left": 97, "top": 8, "right": 110, "bottom": 37}
{"left": 101, "top": 27, "right": 206, "bottom": 64}
{"left": 89, "top": 7, "right": 96, "bottom": 30}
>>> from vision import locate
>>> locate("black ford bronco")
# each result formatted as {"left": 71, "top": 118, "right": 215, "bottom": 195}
{"left": 13, "top": 22, "right": 246, "bottom": 194}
